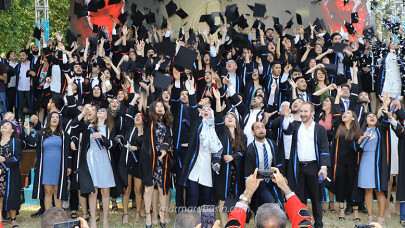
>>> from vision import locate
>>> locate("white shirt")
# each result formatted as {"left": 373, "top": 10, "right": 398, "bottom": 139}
{"left": 50, "top": 65, "right": 61, "bottom": 93}
{"left": 18, "top": 61, "right": 31, "bottom": 91}
{"left": 255, "top": 140, "right": 273, "bottom": 170}
{"left": 188, "top": 143, "right": 213, "bottom": 187}
{"left": 228, "top": 73, "right": 237, "bottom": 93}
{"left": 297, "top": 91, "right": 308, "bottom": 102}
{"left": 244, "top": 109, "right": 262, "bottom": 145}
{"left": 90, "top": 77, "right": 100, "bottom": 88}
{"left": 8, "top": 61, "right": 18, "bottom": 88}
{"left": 297, "top": 121, "right": 317, "bottom": 161}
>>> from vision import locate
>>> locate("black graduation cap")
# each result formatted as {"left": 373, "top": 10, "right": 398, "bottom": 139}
{"left": 237, "top": 33, "right": 252, "bottom": 50}
{"left": 272, "top": 17, "right": 280, "bottom": 26}
{"left": 161, "top": 18, "right": 167, "bottom": 29}
{"left": 285, "top": 17, "right": 294, "bottom": 29}
{"left": 131, "top": 10, "right": 144, "bottom": 27}
{"left": 65, "top": 30, "right": 77, "bottom": 47}
{"left": 137, "top": 25, "right": 148, "bottom": 41}
{"left": 87, "top": 0, "right": 105, "bottom": 12}
{"left": 345, "top": 22, "right": 356, "bottom": 35}
{"left": 238, "top": 15, "right": 249, "bottom": 29}
{"left": 304, "top": 26, "right": 313, "bottom": 40}
{"left": 351, "top": 12, "right": 359, "bottom": 23}
{"left": 188, "top": 28, "right": 196, "bottom": 45}
{"left": 166, "top": 0, "right": 178, "bottom": 17}
{"left": 199, "top": 15, "right": 209, "bottom": 23}
{"left": 118, "top": 12, "right": 128, "bottom": 24}
{"left": 247, "top": 4, "right": 255, "bottom": 11}
{"left": 323, "top": 64, "right": 337, "bottom": 74}
{"left": 174, "top": 46, "right": 198, "bottom": 70}
{"left": 363, "top": 27, "right": 375, "bottom": 40}
{"left": 176, "top": 8, "right": 188, "bottom": 19}
{"left": 202, "top": 14, "right": 219, "bottom": 34}
{"left": 252, "top": 19, "right": 265, "bottom": 30}
{"left": 120, "top": 60, "right": 136, "bottom": 74}
{"left": 296, "top": 13, "right": 302, "bottom": 25}
{"left": 145, "top": 11, "right": 156, "bottom": 24}
{"left": 89, "top": 35, "right": 98, "bottom": 52}
{"left": 33, "top": 27, "right": 41, "bottom": 40}
{"left": 108, "top": 0, "right": 121, "bottom": 5}
{"left": 131, "top": 3, "right": 137, "bottom": 13}
{"left": 332, "top": 42, "right": 347, "bottom": 52}
{"left": 155, "top": 39, "right": 176, "bottom": 57}
{"left": 153, "top": 72, "right": 172, "bottom": 90}
{"left": 225, "top": 4, "right": 239, "bottom": 25}
{"left": 274, "top": 23, "right": 283, "bottom": 36}
{"left": 93, "top": 24, "right": 99, "bottom": 34}
{"left": 313, "top": 18, "right": 324, "bottom": 32}
{"left": 219, "top": 13, "right": 225, "bottom": 24}
{"left": 74, "top": 2, "right": 88, "bottom": 18}
{"left": 253, "top": 3, "right": 266, "bottom": 18}
{"left": 343, "top": 0, "right": 349, "bottom": 5}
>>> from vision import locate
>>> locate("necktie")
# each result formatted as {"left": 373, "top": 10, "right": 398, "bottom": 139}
{"left": 263, "top": 144, "right": 270, "bottom": 183}
{"left": 298, "top": 93, "right": 304, "bottom": 99}
{"left": 76, "top": 79, "right": 82, "bottom": 102}
{"left": 344, "top": 100, "right": 349, "bottom": 111}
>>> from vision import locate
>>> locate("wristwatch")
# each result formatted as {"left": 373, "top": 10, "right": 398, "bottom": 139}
{"left": 239, "top": 194, "right": 251, "bottom": 203}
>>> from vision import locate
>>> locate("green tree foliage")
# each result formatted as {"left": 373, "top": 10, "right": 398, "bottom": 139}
{"left": 0, "top": 0, "right": 70, "bottom": 57}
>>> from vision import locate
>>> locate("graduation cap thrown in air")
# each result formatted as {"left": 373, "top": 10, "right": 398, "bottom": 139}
{"left": 273, "top": 17, "right": 280, "bottom": 26}
{"left": 176, "top": 8, "right": 188, "bottom": 19}
{"left": 131, "top": 3, "right": 137, "bottom": 13}
{"left": 345, "top": 22, "right": 356, "bottom": 35}
{"left": 74, "top": 2, "right": 88, "bottom": 18}
{"left": 155, "top": 39, "right": 176, "bottom": 57}
{"left": 238, "top": 14, "right": 249, "bottom": 29}
{"left": 285, "top": 17, "right": 294, "bottom": 29}
{"left": 166, "top": 0, "right": 178, "bottom": 17}
{"left": 296, "top": 13, "right": 302, "bottom": 25}
{"left": 332, "top": 42, "right": 347, "bottom": 53}
{"left": 87, "top": 0, "right": 105, "bottom": 12}
{"left": 161, "top": 18, "right": 168, "bottom": 29}
{"left": 118, "top": 12, "right": 128, "bottom": 24}
{"left": 252, "top": 19, "right": 265, "bottom": 30}
{"left": 131, "top": 10, "right": 144, "bottom": 27}
{"left": 351, "top": 12, "right": 359, "bottom": 24}
{"left": 174, "top": 46, "right": 198, "bottom": 70}
{"left": 225, "top": 4, "right": 240, "bottom": 25}
{"left": 145, "top": 10, "right": 156, "bottom": 24}
{"left": 33, "top": 27, "right": 41, "bottom": 40}
{"left": 323, "top": 64, "right": 337, "bottom": 74}
{"left": 363, "top": 27, "right": 375, "bottom": 40}
{"left": 65, "top": 30, "right": 77, "bottom": 47}
{"left": 153, "top": 72, "right": 172, "bottom": 90}
{"left": 253, "top": 3, "right": 266, "bottom": 18}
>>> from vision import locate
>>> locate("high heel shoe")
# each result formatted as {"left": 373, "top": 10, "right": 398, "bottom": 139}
{"left": 111, "top": 199, "right": 118, "bottom": 211}
{"left": 122, "top": 213, "right": 129, "bottom": 225}
{"left": 353, "top": 208, "right": 360, "bottom": 222}
{"left": 145, "top": 212, "right": 152, "bottom": 227}
{"left": 328, "top": 201, "right": 336, "bottom": 212}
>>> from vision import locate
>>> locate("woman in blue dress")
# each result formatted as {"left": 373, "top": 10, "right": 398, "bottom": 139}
{"left": 357, "top": 97, "right": 403, "bottom": 224}
{"left": 27, "top": 112, "right": 72, "bottom": 210}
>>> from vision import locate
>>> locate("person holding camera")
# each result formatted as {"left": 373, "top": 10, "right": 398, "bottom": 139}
{"left": 244, "top": 121, "right": 284, "bottom": 213}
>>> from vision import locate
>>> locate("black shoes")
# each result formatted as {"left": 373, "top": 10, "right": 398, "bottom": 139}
{"left": 30, "top": 208, "right": 45, "bottom": 218}
{"left": 345, "top": 205, "right": 353, "bottom": 215}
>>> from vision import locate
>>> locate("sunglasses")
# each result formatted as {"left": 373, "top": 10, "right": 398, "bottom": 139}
{"left": 98, "top": 108, "right": 106, "bottom": 112}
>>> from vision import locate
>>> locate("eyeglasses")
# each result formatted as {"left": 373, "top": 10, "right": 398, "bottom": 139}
{"left": 98, "top": 108, "right": 106, "bottom": 112}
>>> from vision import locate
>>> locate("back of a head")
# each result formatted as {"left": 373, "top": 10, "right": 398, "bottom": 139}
{"left": 41, "top": 207, "right": 69, "bottom": 228}
{"left": 174, "top": 211, "right": 201, "bottom": 228}
{"left": 255, "top": 203, "right": 287, "bottom": 228}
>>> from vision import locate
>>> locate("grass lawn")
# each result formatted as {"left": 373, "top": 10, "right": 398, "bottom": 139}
{"left": 7, "top": 202, "right": 402, "bottom": 228}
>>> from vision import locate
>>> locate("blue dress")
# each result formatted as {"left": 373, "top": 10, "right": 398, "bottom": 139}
{"left": 42, "top": 135, "right": 62, "bottom": 185}
{"left": 86, "top": 125, "right": 116, "bottom": 188}
{"left": 358, "top": 128, "right": 378, "bottom": 189}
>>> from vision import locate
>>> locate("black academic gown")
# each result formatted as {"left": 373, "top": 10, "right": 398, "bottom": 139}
{"left": 27, "top": 131, "right": 72, "bottom": 200}
{"left": 2, "top": 138, "right": 22, "bottom": 211}
{"left": 213, "top": 110, "right": 246, "bottom": 201}
{"left": 284, "top": 121, "right": 331, "bottom": 194}
{"left": 389, "top": 110, "right": 405, "bottom": 200}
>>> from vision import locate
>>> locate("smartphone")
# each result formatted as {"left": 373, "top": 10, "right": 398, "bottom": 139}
{"left": 54, "top": 220, "right": 80, "bottom": 228}
{"left": 201, "top": 205, "right": 216, "bottom": 228}
{"left": 212, "top": 164, "right": 220, "bottom": 175}
{"left": 256, "top": 169, "right": 275, "bottom": 179}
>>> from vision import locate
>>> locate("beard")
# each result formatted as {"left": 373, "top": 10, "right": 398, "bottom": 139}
{"left": 32, "top": 50, "right": 39, "bottom": 55}
{"left": 255, "top": 134, "right": 266, "bottom": 140}
{"left": 75, "top": 72, "right": 83, "bottom": 77}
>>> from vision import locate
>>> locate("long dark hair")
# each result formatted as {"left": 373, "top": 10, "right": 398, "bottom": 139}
{"left": 314, "top": 68, "right": 330, "bottom": 85}
{"left": 225, "top": 113, "right": 246, "bottom": 152}
{"left": 149, "top": 101, "right": 173, "bottom": 127}
{"left": 0, "top": 121, "right": 18, "bottom": 139}
{"left": 335, "top": 110, "right": 362, "bottom": 141}
{"left": 93, "top": 107, "right": 115, "bottom": 134}
{"left": 44, "top": 112, "right": 63, "bottom": 138}
{"left": 321, "top": 96, "right": 335, "bottom": 121}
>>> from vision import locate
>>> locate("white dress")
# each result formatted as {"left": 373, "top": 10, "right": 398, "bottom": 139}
{"left": 390, "top": 127, "right": 399, "bottom": 175}
{"left": 382, "top": 52, "right": 402, "bottom": 98}
{"left": 86, "top": 125, "right": 116, "bottom": 188}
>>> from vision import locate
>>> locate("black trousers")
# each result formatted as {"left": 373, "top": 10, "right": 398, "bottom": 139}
{"left": 6, "top": 87, "right": 16, "bottom": 112}
{"left": 334, "top": 163, "right": 356, "bottom": 204}
{"left": 175, "top": 146, "right": 188, "bottom": 212}
{"left": 17, "top": 90, "right": 31, "bottom": 122}
{"left": 70, "top": 188, "right": 79, "bottom": 211}
{"left": 297, "top": 162, "right": 323, "bottom": 228}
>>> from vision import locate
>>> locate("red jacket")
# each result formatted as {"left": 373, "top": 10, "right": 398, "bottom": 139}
{"left": 224, "top": 194, "right": 313, "bottom": 228}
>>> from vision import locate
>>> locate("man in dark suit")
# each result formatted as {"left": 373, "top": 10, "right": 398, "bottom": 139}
{"left": 282, "top": 102, "right": 330, "bottom": 228}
